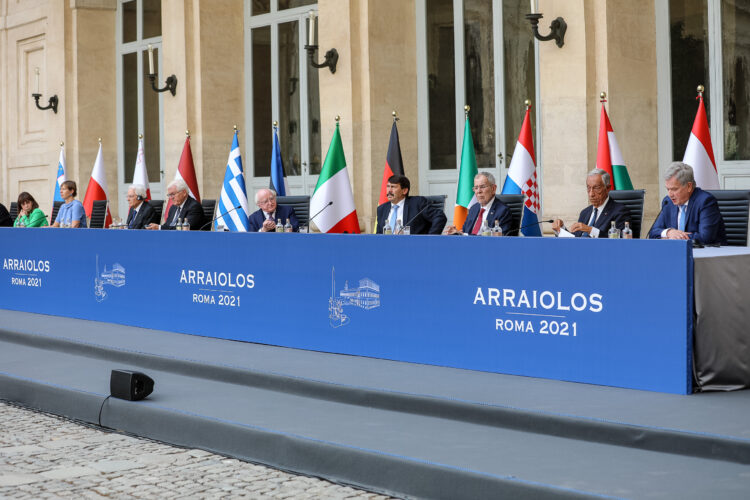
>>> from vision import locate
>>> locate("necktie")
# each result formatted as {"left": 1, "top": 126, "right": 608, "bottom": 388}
{"left": 471, "top": 208, "right": 485, "bottom": 235}
{"left": 171, "top": 206, "right": 182, "bottom": 225}
{"left": 389, "top": 205, "right": 399, "bottom": 232}
{"left": 589, "top": 207, "right": 599, "bottom": 227}
{"left": 678, "top": 205, "right": 686, "bottom": 231}
{"left": 127, "top": 209, "right": 136, "bottom": 228}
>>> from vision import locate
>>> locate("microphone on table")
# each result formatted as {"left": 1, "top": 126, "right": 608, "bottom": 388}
{"left": 646, "top": 197, "right": 670, "bottom": 239}
{"left": 308, "top": 201, "right": 333, "bottom": 232}
{"left": 505, "top": 219, "right": 554, "bottom": 236}
{"left": 200, "top": 205, "right": 242, "bottom": 231}
{"left": 402, "top": 201, "right": 433, "bottom": 229}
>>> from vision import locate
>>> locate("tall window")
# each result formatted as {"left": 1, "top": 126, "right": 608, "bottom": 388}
{"left": 247, "top": 0, "right": 321, "bottom": 195}
{"left": 117, "top": 0, "right": 164, "bottom": 209}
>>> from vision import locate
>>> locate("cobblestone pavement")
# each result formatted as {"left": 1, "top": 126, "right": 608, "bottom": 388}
{"left": 0, "top": 401, "right": 395, "bottom": 499}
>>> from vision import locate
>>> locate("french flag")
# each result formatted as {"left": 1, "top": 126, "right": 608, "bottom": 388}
{"left": 683, "top": 91, "right": 720, "bottom": 189}
{"left": 501, "top": 104, "right": 541, "bottom": 236}
{"left": 82, "top": 142, "right": 112, "bottom": 228}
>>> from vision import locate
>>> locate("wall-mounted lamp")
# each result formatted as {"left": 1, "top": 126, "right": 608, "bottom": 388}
{"left": 525, "top": 2, "right": 567, "bottom": 48}
{"left": 32, "top": 67, "right": 58, "bottom": 113}
{"left": 147, "top": 45, "right": 177, "bottom": 96}
{"left": 304, "top": 11, "right": 338, "bottom": 74}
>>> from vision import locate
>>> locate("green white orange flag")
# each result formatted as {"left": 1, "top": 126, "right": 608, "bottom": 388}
{"left": 597, "top": 101, "right": 633, "bottom": 190}
{"left": 453, "top": 116, "right": 478, "bottom": 229}
{"left": 310, "top": 121, "right": 360, "bottom": 233}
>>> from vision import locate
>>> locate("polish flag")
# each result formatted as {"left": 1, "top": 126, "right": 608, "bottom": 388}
{"left": 132, "top": 136, "right": 151, "bottom": 200}
{"left": 683, "top": 92, "right": 720, "bottom": 189}
{"left": 82, "top": 142, "right": 112, "bottom": 228}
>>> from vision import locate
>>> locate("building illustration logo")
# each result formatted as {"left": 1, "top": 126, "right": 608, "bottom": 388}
{"left": 328, "top": 267, "right": 380, "bottom": 328}
{"left": 94, "top": 255, "right": 126, "bottom": 302}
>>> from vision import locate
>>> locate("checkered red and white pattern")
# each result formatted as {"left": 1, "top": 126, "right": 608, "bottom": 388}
{"left": 524, "top": 171, "right": 540, "bottom": 213}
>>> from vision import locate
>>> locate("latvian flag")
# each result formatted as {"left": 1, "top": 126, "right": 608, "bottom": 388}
{"left": 597, "top": 103, "right": 633, "bottom": 190}
{"left": 501, "top": 104, "right": 540, "bottom": 236}
{"left": 684, "top": 90, "right": 720, "bottom": 189}
{"left": 163, "top": 134, "right": 201, "bottom": 222}
{"left": 310, "top": 121, "right": 360, "bottom": 233}
{"left": 82, "top": 141, "right": 112, "bottom": 228}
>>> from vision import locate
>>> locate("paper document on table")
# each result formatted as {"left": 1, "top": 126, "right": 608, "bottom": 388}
{"left": 557, "top": 227, "right": 575, "bottom": 238}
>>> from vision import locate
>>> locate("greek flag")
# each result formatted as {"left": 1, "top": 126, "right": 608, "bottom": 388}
{"left": 269, "top": 125, "right": 288, "bottom": 196}
{"left": 216, "top": 131, "right": 250, "bottom": 231}
{"left": 53, "top": 144, "right": 67, "bottom": 202}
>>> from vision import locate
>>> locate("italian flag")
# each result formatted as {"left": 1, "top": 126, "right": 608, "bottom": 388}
{"left": 310, "top": 122, "right": 360, "bottom": 233}
{"left": 597, "top": 103, "right": 633, "bottom": 190}
{"left": 453, "top": 116, "right": 478, "bottom": 229}
{"left": 684, "top": 92, "right": 720, "bottom": 189}
{"left": 82, "top": 142, "right": 112, "bottom": 228}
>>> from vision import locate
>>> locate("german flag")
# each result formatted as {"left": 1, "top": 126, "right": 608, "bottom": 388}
{"left": 374, "top": 121, "right": 405, "bottom": 232}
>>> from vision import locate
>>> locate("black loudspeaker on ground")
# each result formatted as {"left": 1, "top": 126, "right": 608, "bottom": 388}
{"left": 110, "top": 369, "right": 155, "bottom": 401}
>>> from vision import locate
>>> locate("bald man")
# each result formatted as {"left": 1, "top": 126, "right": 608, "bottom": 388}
{"left": 248, "top": 188, "right": 299, "bottom": 232}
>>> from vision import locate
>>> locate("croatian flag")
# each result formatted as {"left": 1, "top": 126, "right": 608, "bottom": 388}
{"left": 132, "top": 136, "right": 152, "bottom": 200}
{"left": 501, "top": 104, "right": 541, "bottom": 236}
{"left": 53, "top": 144, "right": 67, "bottom": 202}
{"left": 216, "top": 130, "right": 250, "bottom": 231}
{"left": 684, "top": 91, "right": 720, "bottom": 189}
{"left": 269, "top": 125, "right": 288, "bottom": 196}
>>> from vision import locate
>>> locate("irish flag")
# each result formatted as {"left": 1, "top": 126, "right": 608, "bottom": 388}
{"left": 132, "top": 135, "right": 151, "bottom": 200}
{"left": 453, "top": 116, "right": 478, "bottom": 229}
{"left": 82, "top": 142, "right": 112, "bottom": 228}
{"left": 310, "top": 121, "right": 360, "bottom": 233}
{"left": 684, "top": 91, "right": 720, "bottom": 189}
{"left": 597, "top": 103, "right": 633, "bottom": 190}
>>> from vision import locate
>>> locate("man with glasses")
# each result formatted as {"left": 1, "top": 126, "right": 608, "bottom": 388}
{"left": 248, "top": 188, "right": 299, "bottom": 232}
{"left": 552, "top": 168, "right": 629, "bottom": 237}
{"left": 146, "top": 178, "right": 204, "bottom": 230}
{"left": 444, "top": 172, "right": 512, "bottom": 235}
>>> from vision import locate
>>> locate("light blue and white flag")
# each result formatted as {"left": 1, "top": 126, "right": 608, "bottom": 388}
{"left": 269, "top": 125, "right": 288, "bottom": 196}
{"left": 53, "top": 144, "right": 67, "bottom": 202}
{"left": 216, "top": 130, "right": 250, "bottom": 232}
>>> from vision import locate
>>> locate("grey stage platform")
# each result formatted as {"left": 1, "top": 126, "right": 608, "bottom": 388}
{"left": 1, "top": 309, "right": 749, "bottom": 499}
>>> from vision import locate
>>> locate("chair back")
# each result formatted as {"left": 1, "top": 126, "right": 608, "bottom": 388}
{"left": 496, "top": 194, "right": 524, "bottom": 235}
{"left": 50, "top": 201, "right": 63, "bottom": 225}
{"left": 148, "top": 199, "right": 163, "bottom": 225}
{"left": 89, "top": 200, "right": 108, "bottom": 228}
{"left": 705, "top": 189, "right": 750, "bottom": 246}
{"left": 277, "top": 195, "right": 311, "bottom": 227}
{"left": 608, "top": 189, "right": 645, "bottom": 239}
{"left": 9, "top": 202, "right": 18, "bottom": 223}
{"left": 201, "top": 199, "right": 217, "bottom": 230}
{"left": 424, "top": 194, "right": 447, "bottom": 215}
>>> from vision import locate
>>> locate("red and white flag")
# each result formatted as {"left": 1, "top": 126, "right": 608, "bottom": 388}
{"left": 82, "top": 142, "right": 112, "bottom": 228}
{"left": 683, "top": 92, "right": 720, "bottom": 189}
{"left": 132, "top": 136, "right": 151, "bottom": 200}
{"left": 163, "top": 135, "right": 201, "bottom": 222}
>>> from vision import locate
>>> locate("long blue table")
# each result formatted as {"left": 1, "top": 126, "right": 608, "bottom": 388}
{"left": 0, "top": 228, "right": 694, "bottom": 394}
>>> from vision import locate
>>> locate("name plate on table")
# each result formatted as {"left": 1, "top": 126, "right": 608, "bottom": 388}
{"left": 0, "top": 229, "right": 694, "bottom": 394}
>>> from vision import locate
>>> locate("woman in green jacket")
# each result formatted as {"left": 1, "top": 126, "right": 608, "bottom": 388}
{"left": 13, "top": 192, "right": 48, "bottom": 227}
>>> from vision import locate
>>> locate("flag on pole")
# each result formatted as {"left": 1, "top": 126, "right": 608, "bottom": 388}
{"left": 374, "top": 119, "right": 405, "bottom": 232}
{"left": 597, "top": 97, "right": 633, "bottom": 190}
{"left": 132, "top": 135, "right": 152, "bottom": 200}
{"left": 216, "top": 130, "right": 250, "bottom": 231}
{"left": 269, "top": 124, "right": 288, "bottom": 196}
{"left": 453, "top": 115, "right": 478, "bottom": 230}
{"left": 164, "top": 134, "right": 201, "bottom": 222}
{"left": 82, "top": 141, "right": 112, "bottom": 228}
{"left": 309, "top": 120, "right": 360, "bottom": 233}
{"left": 53, "top": 143, "right": 66, "bottom": 202}
{"left": 501, "top": 103, "right": 541, "bottom": 236}
{"left": 684, "top": 87, "right": 720, "bottom": 189}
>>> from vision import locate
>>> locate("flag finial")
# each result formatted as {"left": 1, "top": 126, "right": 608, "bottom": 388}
{"left": 138, "top": 133, "right": 143, "bottom": 139}
{"left": 60, "top": 141, "right": 64, "bottom": 147}
{"left": 392, "top": 110, "right": 399, "bottom": 122}
{"left": 335, "top": 115, "right": 340, "bottom": 122}
{"left": 697, "top": 84, "right": 704, "bottom": 96}
{"left": 233, "top": 124, "right": 238, "bottom": 131}
{"left": 98, "top": 137, "right": 102, "bottom": 143}
{"left": 524, "top": 99, "right": 532, "bottom": 109}
{"left": 600, "top": 91, "right": 607, "bottom": 102}
{"left": 464, "top": 105, "right": 470, "bottom": 118}
{"left": 185, "top": 130, "right": 190, "bottom": 137}
{"left": 273, "top": 120, "right": 278, "bottom": 127}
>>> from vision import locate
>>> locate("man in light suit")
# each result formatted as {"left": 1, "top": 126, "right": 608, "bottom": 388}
{"left": 248, "top": 188, "right": 299, "bottom": 232}
{"left": 375, "top": 175, "right": 447, "bottom": 234}
{"left": 444, "top": 172, "right": 513, "bottom": 235}
{"left": 125, "top": 184, "right": 156, "bottom": 229}
{"left": 146, "top": 178, "right": 204, "bottom": 230}
{"left": 648, "top": 162, "right": 726, "bottom": 245}
{"left": 552, "top": 168, "right": 630, "bottom": 237}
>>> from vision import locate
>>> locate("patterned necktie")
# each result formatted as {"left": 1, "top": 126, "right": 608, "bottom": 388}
{"left": 171, "top": 206, "right": 182, "bottom": 225}
{"left": 389, "top": 205, "right": 399, "bottom": 232}
{"left": 678, "top": 205, "right": 686, "bottom": 231}
{"left": 471, "top": 208, "right": 485, "bottom": 235}
{"left": 589, "top": 207, "right": 599, "bottom": 227}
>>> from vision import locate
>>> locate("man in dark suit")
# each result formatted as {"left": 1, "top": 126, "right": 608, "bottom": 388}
{"left": 248, "top": 188, "right": 299, "bottom": 232}
{"left": 444, "top": 172, "right": 513, "bottom": 235}
{"left": 375, "top": 175, "right": 446, "bottom": 234}
{"left": 146, "top": 179, "right": 204, "bottom": 230}
{"left": 552, "top": 168, "right": 630, "bottom": 238}
{"left": 125, "top": 184, "right": 156, "bottom": 229}
{"left": 648, "top": 162, "right": 726, "bottom": 245}
{"left": 0, "top": 203, "right": 12, "bottom": 227}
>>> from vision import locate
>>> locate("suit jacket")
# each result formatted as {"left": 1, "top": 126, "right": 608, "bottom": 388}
{"left": 648, "top": 188, "right": 727, "bottom": 245}
{"left": 248, "top": 204, "right": 299, "bottom": 232}
{"left": 0, "top": 203, "right": 11, "bottom": 227}
{"left": 376, "top": 196, "right": 447, "bottom": 235}
{"left": 126, "top": 202, "right": 157, "bottom": 229}
{"left": 576, "top": 198, "right": 630, "bottom": 238}
{"left": 161, "top": 196, "right": 204, "bottom": 230}
{"left": 461, "top": 198, "right": 513, "bottom": 235}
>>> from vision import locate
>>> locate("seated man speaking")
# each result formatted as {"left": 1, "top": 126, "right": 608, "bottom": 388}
{"left": 648, "top": 162, "right": 726, "bottom": 245}
{"left": 444, "top": 172, "right": 512, "bottom": 235}
{"left": 552, "top": 168, "right": 629, "bottom": 237}
{"left": 248, "top": 188, "right": 299, "bottom": 232}
{"left": 375, "top": 174, "right": 446, "bottom": 234}
{"left": 146, "top": 179, "right": 204, "bottom": 230}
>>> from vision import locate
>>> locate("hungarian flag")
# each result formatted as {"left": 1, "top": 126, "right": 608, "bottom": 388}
{"left": 82, "top": 142, "right": 112, "bottom": 228}
{"left": 163, "top": 134, "right": 201, "bottom": 222}
{"left": 373, "top": 121, "right": 405, "bottom": 232}
{"left": 132, "top": 135, "right": 152, "bottom": 200}
{"left": 453, "top": 116, "right": 478, "bottom": 230}
{"left": 269, "top": 124, "right": 288, "bottom": 196}
{"left": 501, "top": 104, "right": 541, "bottom": 236}
{"left": 597, "top": 103, "right": 633, "bottom": 190}
{"left": 310, "top": 121, "right": 360, "bottom": 233}
{"left": 684, "top": 92, "right": 720, "bottom": 189}
{"left": 53, "top": 143, "right": 66, "bottom": 202}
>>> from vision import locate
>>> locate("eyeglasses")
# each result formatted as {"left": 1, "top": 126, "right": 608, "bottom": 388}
{"left": 473, "top": 184, "right": 490, "bottom": 191}
{"left": 166, "top": 192, "right": 178, "bottom": 198}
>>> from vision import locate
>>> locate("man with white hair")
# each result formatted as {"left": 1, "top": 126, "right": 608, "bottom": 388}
{"left": 248, "top": 188, "right": 299, "bottom": 232}
{"left": 146, "top": 178, "right": 204, "bottom": 230}
{"left": 125, "top": 184, "right": 156, "bottom": 229}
